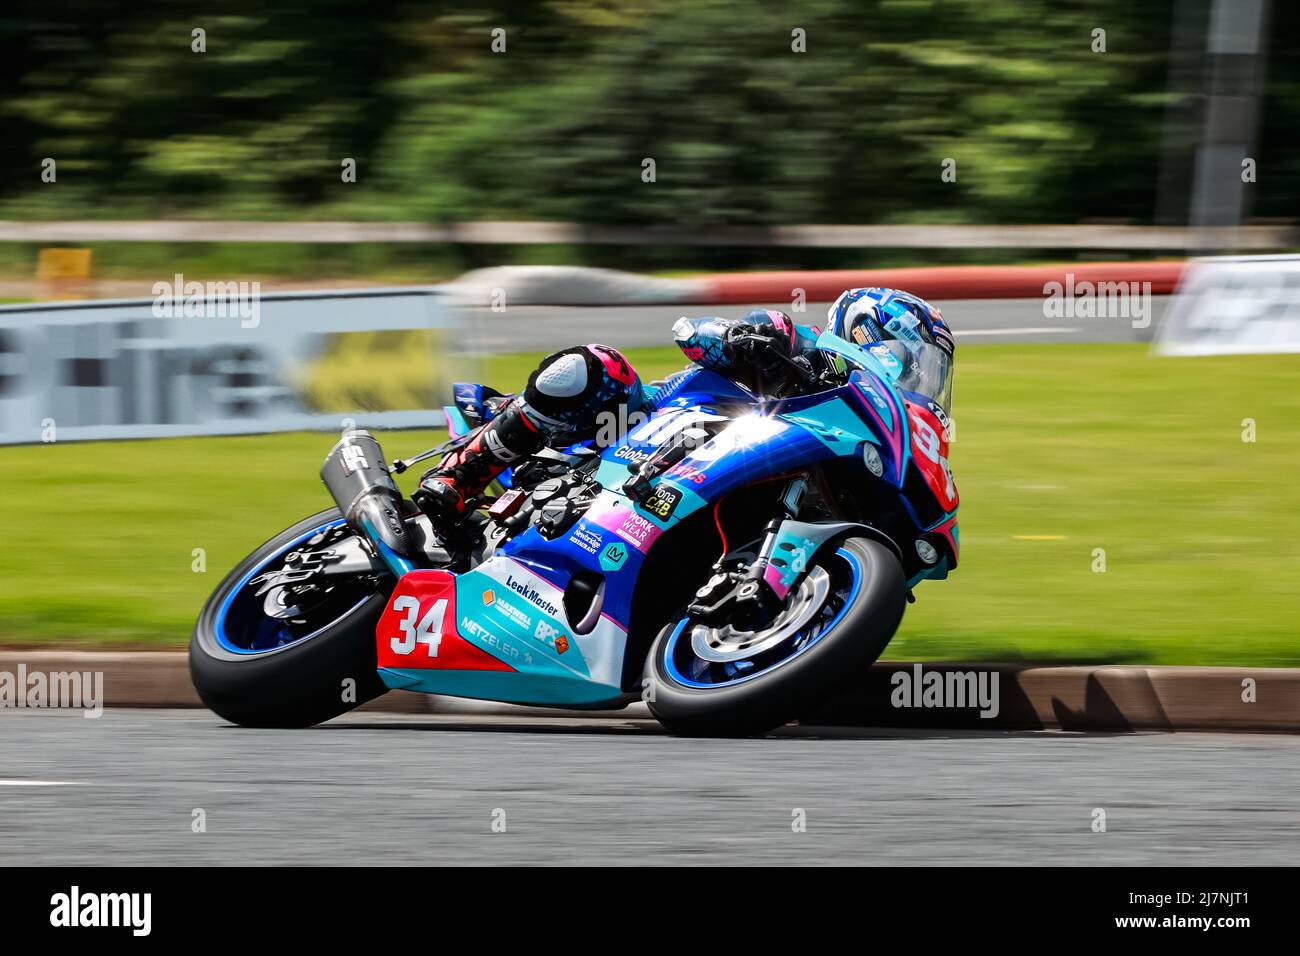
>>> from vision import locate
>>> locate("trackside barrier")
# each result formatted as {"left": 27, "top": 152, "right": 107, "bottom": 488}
{"left": 0, "top": 288, "right": 466, "bottom": 445}
{"left": 698, "top": 262, "right": 1188, "bottom": 305}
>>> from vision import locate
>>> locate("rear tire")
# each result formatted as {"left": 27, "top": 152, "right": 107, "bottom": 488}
{"left": 644, "top": 536, "right": 904, "bottom": 737}
{"left": 190, "top": 509, "right": 390, "bottom": 728}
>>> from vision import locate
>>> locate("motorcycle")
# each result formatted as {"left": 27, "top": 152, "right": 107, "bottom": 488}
{"left": 190, "top": 328, "right": 959, "bottom": 736}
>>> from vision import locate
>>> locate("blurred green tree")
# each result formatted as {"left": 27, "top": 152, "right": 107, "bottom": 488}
{"left": 0, "top": 0, "right": 1294, "bottom": 230}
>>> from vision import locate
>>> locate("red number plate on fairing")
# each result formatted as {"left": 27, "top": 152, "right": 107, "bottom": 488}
{"left": 376, "top": 570, "right": 514, "bottom": 671}
{"left": 904, "top": 401, "right": 958, "bottom": 512}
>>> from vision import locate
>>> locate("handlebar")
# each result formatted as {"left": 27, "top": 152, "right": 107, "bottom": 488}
{"left": 727, "top": 332, "right": 821, "bottom": 390}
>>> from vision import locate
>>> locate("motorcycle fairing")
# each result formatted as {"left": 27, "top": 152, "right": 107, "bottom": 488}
{"left": 377, "top": 560, "right": 629, "bottom": 707}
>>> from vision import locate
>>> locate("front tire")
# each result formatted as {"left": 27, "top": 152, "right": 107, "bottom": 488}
{"left": 190, "top": 509, "right": 391, "bottom": 728}
{"left": 644, "top": 536, "right": 905, "bottom": 737}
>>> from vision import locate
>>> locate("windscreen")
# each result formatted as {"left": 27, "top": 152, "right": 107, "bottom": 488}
{"left": 874, "top": 340, "right": 954, "bottom": 413}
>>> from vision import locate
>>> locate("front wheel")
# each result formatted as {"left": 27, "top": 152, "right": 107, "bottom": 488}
{"left": 644, "top": 536, "right": 905, "bottom": 737}
{"left": 190, "top": 509, "right": 392, "bottom": 728}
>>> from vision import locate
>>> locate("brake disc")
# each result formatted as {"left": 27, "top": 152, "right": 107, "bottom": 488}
{"left": 689, "top": 565, "right": 831, "bottom": 663}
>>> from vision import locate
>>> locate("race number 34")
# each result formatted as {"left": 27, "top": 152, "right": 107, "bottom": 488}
{"left": 389, "top": 596, "right": 448, "bottom": 657}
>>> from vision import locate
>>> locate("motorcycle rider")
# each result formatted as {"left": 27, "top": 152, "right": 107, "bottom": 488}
{"left": 413, "top": 288, "right": 954, "bottom": 529}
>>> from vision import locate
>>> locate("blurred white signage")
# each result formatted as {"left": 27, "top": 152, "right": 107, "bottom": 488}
{"left": 1158, "top": 255, "right": 1300, "bottom": 356}
{"left": 0, "top": 288, "right": 462, "bottom": 444}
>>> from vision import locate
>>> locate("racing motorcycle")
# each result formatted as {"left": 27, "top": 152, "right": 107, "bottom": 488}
{"left": 190, "top": 329, "right": 958, "bottom": 736}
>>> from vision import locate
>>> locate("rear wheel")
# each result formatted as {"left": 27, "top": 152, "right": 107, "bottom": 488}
{"left": 189, "top": 509, "right": 391, "bottom": 728}
{"left": 644, "top": 536, "right": 904, "bottom": 737}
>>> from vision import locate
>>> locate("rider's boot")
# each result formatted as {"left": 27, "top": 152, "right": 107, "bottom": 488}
{"left": 412, "top": 399, "right": 545, "bottom": 530}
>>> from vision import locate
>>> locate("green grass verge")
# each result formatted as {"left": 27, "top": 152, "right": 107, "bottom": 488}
{"left": 2, "top": 343, "right": 1298, "bottom": 666}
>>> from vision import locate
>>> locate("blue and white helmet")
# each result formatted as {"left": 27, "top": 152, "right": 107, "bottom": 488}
{"left": 827, "top": 288, "right": 954, "bottom": 356}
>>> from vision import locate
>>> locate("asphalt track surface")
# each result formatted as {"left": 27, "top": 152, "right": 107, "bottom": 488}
{"left": 1, "top": 709, "right": 1296, "bottom": 866}
{"left": 461, "top": 297, "right": 1174, "bottom": 353}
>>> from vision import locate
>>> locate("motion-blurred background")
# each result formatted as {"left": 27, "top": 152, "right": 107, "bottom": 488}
{"left": 1, "top": 0, "right": 1296, "bottom": 668}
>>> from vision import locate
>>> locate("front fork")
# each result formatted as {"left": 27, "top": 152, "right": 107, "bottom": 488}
{"left": 737, "top": 475, "right": 810, "bottom": 605}
{"left": 689, "top": 474, "right": 811, "bottom": 626}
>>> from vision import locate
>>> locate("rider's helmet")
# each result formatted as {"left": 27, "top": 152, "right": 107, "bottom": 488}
{"left": 828, "top": 287, "right": 956, "bottom": 409}
{"left": 525, "top": 344, "right": 648, "bottom": 431}
{"left": 827, "top": 287, "right": 953, "bottom": 355}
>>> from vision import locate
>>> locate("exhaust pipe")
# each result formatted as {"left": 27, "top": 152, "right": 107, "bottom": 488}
{"left": 320, "top": 430, "right": 416, "bottom": 576}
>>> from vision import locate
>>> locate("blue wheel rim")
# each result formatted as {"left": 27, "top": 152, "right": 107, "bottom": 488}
{"left": 662, "top": 547, "right": 864, "bottom": 689}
